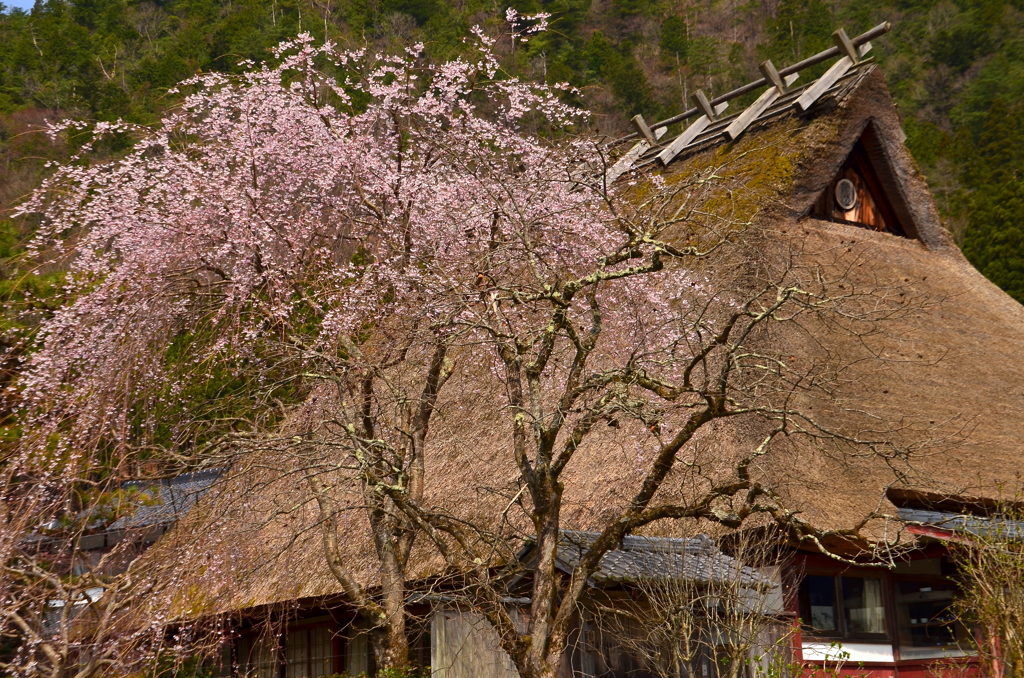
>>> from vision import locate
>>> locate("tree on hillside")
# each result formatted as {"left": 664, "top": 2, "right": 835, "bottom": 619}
{"left": 8, "top": 20, "right": 932, "bottom": 678}
{"left": 960, "top": 99, "right": 1024, "bottom": 303}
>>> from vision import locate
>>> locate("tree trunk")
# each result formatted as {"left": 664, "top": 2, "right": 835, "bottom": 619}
{"left": 371, "top": 615, "right": 410, "bottom": 676}
{"left": 369, "top": 501, "right": 411, "bottom": 675}
{"left": 521, "top": 477, "right": 570, "bottom": 678}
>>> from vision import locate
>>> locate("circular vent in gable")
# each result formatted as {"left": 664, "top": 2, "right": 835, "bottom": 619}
{"left": 835, "top": 178, "right": 858, "bottom": 211}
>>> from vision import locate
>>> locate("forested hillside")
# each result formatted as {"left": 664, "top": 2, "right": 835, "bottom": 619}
{"left": 1, "top": 0, "right": 1023, "bottom": 301}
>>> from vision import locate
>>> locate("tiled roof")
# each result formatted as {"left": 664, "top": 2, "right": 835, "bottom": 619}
{"left": 898, "top": 507, "right": 1024, "bottom": 541}
{"left": 109, "top": 470, "right": 220, "bottom": 530}
{"left": 555, "top": 530, "right": 774, "bottom": 587}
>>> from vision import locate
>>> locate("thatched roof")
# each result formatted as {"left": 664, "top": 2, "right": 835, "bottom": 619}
{"left": 141, "top": 64, "right": 1024, "bottom": 618}
{"left": 686, "top": 65, "right": 1024, "bottom": 511}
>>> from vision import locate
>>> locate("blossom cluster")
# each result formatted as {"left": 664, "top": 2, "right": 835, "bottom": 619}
{"left": 14, "top": 20, "right": 710, "bottom": 490}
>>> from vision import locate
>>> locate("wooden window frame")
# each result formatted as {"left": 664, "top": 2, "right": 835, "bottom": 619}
{"left": 235, "top": 622, "right": 341, "bottom": 678}
{"left": 891, "top": 573, "right": 969, "bottom": 653}
{"left": 799, "top": 571, "right": 893, "bottom": 642}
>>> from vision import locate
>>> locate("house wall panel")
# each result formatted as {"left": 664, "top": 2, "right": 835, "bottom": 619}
{"left": 431, "top": 610, "right": 520, "bottom": 678}
{"left": 802, "top": 641, "right": 894, "bottom": 662}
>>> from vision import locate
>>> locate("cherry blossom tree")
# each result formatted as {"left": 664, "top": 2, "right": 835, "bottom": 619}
{"left": 382, "top": 164, "right": 922, "bottom": 678}
{"left": 7, "top": 15, "right": 611, "bottom": 675}
{"left": 6, "top": 16, "right": 923, "bottom": 678}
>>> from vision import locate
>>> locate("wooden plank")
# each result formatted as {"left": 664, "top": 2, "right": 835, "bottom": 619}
{"left": 604, "top": 23, "right": 885, "bottom": 149}
{"left": 723, "top": 72, "right": 798, "bottom": 141}
{"left": 795, "top": 40, "right": 872, "bottom": 112}
{"left": 631, "top": 114, "right": 656, "bottom": 143}
{"left": 692, "top": 89, "right": 717, "bottom": 120}
{"left": 606, "top": 125, "right": 667, "bottom": 184}
{"left": 832, "top": 28, "right": 859, "bottom": 62}
{"left": 796, "top": 56, "right": 853, "bottom": 112}
{"left": 725, "top": 88, "right": 780, "bottom": 141}
{"left": 759, "top": 60, "right": 786, "bottom": 92}
{"left": 657, "top": 102, "right": 728, "bottom": 165}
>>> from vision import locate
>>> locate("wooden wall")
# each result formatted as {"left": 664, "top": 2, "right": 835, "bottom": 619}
{"left": 430, "top": 609, "right": 521, "bottom": 678}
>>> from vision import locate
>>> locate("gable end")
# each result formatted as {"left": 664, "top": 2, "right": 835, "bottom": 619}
{"left": 810, "top": 121, "right": 921, "bottom": 240}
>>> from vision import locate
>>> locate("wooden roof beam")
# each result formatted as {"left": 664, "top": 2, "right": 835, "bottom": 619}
{"left": 630, "top": 114, "right": 658, "bottom": 144}
{"left": 724, "top": 66, "right": 799, "bottom": 142}
{"left": 606, "top": 125, "right": 667, "bottom": 184}
{"left": 609, "top": 21, "right": 890, "bottom": 146}
{"left": 832, "top": 28, "right": 859, "bottom": 63}
{"left": 759, "top": 59, "right": 788, "bottom": 94}
{"left": 692, "top": 90, "right": 718, "bottom": 121}
{"left": 796, "top": 41, "right": 872, "bottom": 113}
{"left": 657, "top": 98, "right": 729, "bottom": 165}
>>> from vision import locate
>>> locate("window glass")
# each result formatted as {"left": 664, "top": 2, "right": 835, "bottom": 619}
{"left": 285, "top": 629, "right": 308, "bottom": 678}
{"left": 346, "top": 632, "right": 371, "bottom": 677}
{"left": 896, "top": 580, "right": 964, "bottom": 648}
{"left": 310, "top": 627, "right": 334, "bottom": 677}
{"left": 801, "top": 575, "right": 838, "bottom": 633}
{"left": 842, "top": 577, "right": 886, "bottom": 635}
{"left": 238, "top": 635, "right": 278, "bottom": 678}
{"left": 283, "top": 626, "right": 336, "bottom": 678}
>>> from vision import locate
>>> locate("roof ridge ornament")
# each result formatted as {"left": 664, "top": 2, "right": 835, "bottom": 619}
{"left": 657, "top": 99, "right": 729, "bottom": 165}
{"left": 630, "top": 114, "right": 657, "bottom": 144}
{"left": 606, "top": 122, "right": 666, "bottom": 184}
{"left": 795, "top": 40, "right": 873, "bottom": 112}
{"left": 832, "top": 28, "right": 860, "bottom": 63}
{"left": 759, "top": 60, "right": 792, "bottom": 94}
{"left": 724, "top": 61, "right": 798, "bottom": 142}
{"left": 692, "top": 90, "right": 718, "bottom": 121}
{"left": 603, "top": 21, "right": 891, "bottom": 179}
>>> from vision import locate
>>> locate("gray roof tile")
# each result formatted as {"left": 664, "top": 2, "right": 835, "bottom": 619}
{"left": 898, "top": 507, "right": 1024, "bottom": 541}
{"left": 556, "top": 531, "right": 773, "bottom": 587}
{"left": 109, "top": 470, "right": 219, "bottom": 530}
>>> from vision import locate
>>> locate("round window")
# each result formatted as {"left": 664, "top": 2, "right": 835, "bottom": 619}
{"left": 834, "top": 178, "right": 858, "bottom": 211}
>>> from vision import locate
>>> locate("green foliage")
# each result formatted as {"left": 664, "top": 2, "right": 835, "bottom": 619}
{"left": 687, "top": 35, "right": 725, "bottom": 82}
{"left": 371, "top": 668, "right": 432, "bottom": 678}
{"left": 763, "top": 0, "right": 832, "bottom": 63}
{"left": 956, "top": 99, "right": 1024, "bottom": 302}
{"left": 961, "top": 178, "right": 1024, "bottom": 303}
{"left": 928, "top": 0, "right": 1006, "bottom": 73}
{"left": 902, "top": 117, "right": 948, "bottom": 169}
{"left": 610, "top": 0, "right": 645, "bottom": 18}
{"left": 660, "top": 15, "right": 688, "bottom": 61}
{"left": 2, "top": 0, "right": 1024, "bottom": 322}
{"left": 583, "top": 31, "right": 659, "bottom": 118}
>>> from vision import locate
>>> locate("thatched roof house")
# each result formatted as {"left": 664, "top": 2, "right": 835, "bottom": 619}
{"left": 143, "top": 29, "right": 1024, "bottom": 678}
